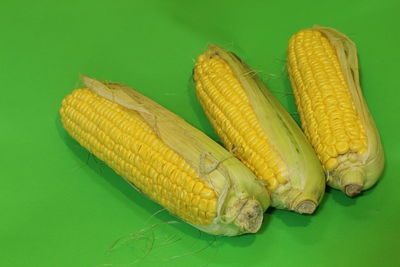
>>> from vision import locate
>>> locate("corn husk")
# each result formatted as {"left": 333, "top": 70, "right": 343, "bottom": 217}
{"left": 193, "top": 46, "right": 326, "bottom": 214}
{"left": 77, "top": 76, "right": 270, "bottom": 236}
{"left": 310, "top": 25, "right": 385, "bottom": 196}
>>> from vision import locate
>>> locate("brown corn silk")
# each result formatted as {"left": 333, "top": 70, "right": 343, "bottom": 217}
{"left": 60, "top": 76, "right": 270, "bottom": 236}
{"left": 287, "top": 25, "right": 384, "bottom": 196}
{"left": 194, "top": 45, "right": 325, "bottom": 214}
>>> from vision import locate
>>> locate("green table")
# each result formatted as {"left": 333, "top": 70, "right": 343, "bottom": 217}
{"left": 1, "top": 0, "right": 399, "bottom": 266}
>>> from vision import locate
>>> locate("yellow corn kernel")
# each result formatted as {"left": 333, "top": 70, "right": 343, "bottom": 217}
{"left": 336, "top": 141, "right": 349, "bottom": 154}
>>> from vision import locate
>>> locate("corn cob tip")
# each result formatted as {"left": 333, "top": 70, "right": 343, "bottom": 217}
{"left": 294, "top": 200, "right": 317, "bottom": 214}
{"left": 233, "top": 199, "right": 264, "bottom": 233}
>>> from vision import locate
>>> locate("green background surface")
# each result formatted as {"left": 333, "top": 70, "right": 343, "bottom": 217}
{"left": 1, "top": 0, "right": 399, "bottom": 266}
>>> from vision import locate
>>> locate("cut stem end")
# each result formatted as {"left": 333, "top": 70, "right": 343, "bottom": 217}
{"left": 345, "top": 184, "right": 362, "bottom": 197}
{"left": 339, "top": 168, "right": 364, "bottom": 197}
{"left": 295, "top": 200, "right": 317, "bottom": 214}
{"left": 234, "top": 199, "right": 264, "bottom": 233}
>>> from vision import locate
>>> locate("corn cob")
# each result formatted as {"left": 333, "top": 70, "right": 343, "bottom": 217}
{"left": 59, "top": 76, "right": 270, "bottom": 236}
{"left": 287, "top": 26, "right": 384, "bottom": 196}
{"left": 193, "top": 45, "right": 325, "bottom": 214}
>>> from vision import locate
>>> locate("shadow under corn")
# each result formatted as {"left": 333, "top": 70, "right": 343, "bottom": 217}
{"left": 270, "top": 187, "right": 330, "bottom": 229}
{"left": 330, "top": 188, "right": 358, "bottom": 206}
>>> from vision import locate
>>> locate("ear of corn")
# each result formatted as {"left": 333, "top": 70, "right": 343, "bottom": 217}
{"left": 59, "top": 76, "right": 270, "bottom": 236}
{"left": 193, "top": 45, "right": 325, "bottom": 214}
{"left": 287, "top": 26, "right": 384, "bottom": 196}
